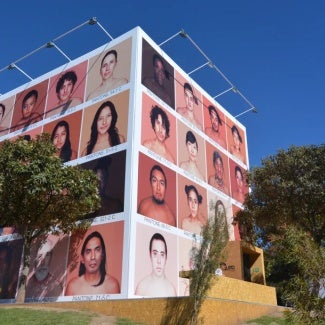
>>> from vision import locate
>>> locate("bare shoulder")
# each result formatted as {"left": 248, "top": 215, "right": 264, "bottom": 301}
{"left": 104, "top": 274, "right": 120, "bottom": 294}
{"left": 65, "top": 276, "right": 81, "bottom": 296}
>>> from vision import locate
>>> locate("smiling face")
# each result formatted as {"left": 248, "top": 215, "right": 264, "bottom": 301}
{"left": 101, "top": 53, "right": 117, "bottom": 81}
{"left": 150, "top": 239, "right": 166, "bottom": 277}
{"left": 150, "top": 169, "right": 166, "bottom": 203}
{"left": 52, "top": 125, "right": 67, "bottom": 150}
{"left": 81, "top": 237, "right": 103, "bottom": 275}
{"left": 97, "top": 106, "right": 112, "bottom": 135}
{"left": 22, "top": 95, "right": 37, "bottom": 119}
{"left": 154, "top": 114, "right": 167, "bottom": 143}
{"left": 186, "top": 141, "right": 198, "bottom": 161}
{"left": 187, "top": 189, "right": 199, "bottom": 218}
{"left": 58, "top": 79, "right": 74, "bottom": 103}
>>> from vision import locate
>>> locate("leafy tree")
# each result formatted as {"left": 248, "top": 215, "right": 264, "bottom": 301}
{"left": 237, "top": 144, "right": 325, "bottom": 320}
{"left": 0, "top": 134, "right": 100, "bottom": 301}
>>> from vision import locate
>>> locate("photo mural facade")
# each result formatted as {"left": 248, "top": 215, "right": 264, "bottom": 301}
{"left": 0, "top": 27, "right": 249, "bottom": 303}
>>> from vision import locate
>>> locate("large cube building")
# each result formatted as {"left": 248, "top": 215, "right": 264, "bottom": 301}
{"left": 0, "top": 27, "right": 261, "bottom": 303}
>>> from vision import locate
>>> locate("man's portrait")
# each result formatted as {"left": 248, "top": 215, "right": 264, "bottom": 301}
{"left": 135, "top": 224, "right": 177, "bottom": 297}
{"left": 45, "top": 61, "right": 87, "bottom": 118}
{"left": 141, "top": 93, "right": 176, "bottom": 164}
{"left": 203, "top": 97, "right": 227, "bottom": 149}
{"left": 25, "top": 234, "right": 69, "bottom": 300}
{"left": 227, "top": 121, "right": 247, "bottom": 165}
{"left": 81, "top": 151, "right": 126, "bottom": 219}
{"left": 142, "top": 39, "right": 175, "bottom": 109}
{"left": 137, "top": 153, "right": 177, "bottom": 227}
{"left": 65, "top": 222, "right": 124, "bottom": 296}
{"left": 86, "top": 37, "right": 132, "bottom": 100}
{"left": 11, "top": 80, "right": 48, "bottom": 132}
{"left": 175, "top": 71, "right": 203, "bottom": 130}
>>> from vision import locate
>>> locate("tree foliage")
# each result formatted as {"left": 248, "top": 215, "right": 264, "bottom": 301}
{"left": 237, "top": 144, "right": 325, "bottom": 320}
{"left": 0, "top": 134, "right": 100, "bottom": 300}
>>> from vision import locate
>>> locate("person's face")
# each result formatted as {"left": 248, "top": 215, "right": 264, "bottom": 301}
{"left": 58, "top": 79, "right": 74, "bottom": 103}
{"left": 232, "top": 130, "right": 241, "bottom": 150}
{"left": 153, "top": 59, "right": 165, "bottom": 86}
{"left": 235, "top": 170, "right": 243, "bottom": 191}
{"left": 210, "top": 110, "right": 219, "bottom": 132}
{"left": 186, "top": 141, "right": 198, "bottom": 161}
{"left": 150, "top": 239, "right": 166, "bottom": 277}
{"left": 97, "top": 106, "right": 112, "bottom": 135}
{"left": 81, "top": 237, "right": 103, "bottom": 275}
{"left": 187, "top": 189, "right": 199, "bottom": 218}
{"left": 52, "top": 126, "right": 67, "bottom": 150}
{"left": 22, "top": 95, "right": 37, "bottom": 118}
{"left": 100, "top": 54, "right": 117, "bottom": 81}
{"left": 150, "top": 169, "right": 166, "bottom": 203}
{"left": 217, "top": 203, "right": 226, "bottom": 216}
{"left": 184, "top": 89, "right": 194, "bottom": 111}
{"left": 214, "top": 157, "right": 224, "bottom": 180}
{"left": 154, "top": 114, "right": 166, "bottom": 143}
{"left": 34, "top": 245, "right": 52, "bottom": 282}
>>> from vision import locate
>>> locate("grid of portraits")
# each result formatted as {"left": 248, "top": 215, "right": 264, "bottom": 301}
{"left": 0, "top": 29, "right": 250, "bottom": 302}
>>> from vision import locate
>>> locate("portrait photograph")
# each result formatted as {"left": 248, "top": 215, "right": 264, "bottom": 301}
{"left": 203, "top": 95, "right": 227, "bottom": 150}
{"left": 11, "top": 79, "right": 48, "bottom": 133}
{"left": 44, "top": 61, "right": 88, "bottom": 118}
{"left": 137, "top": 152, "right": 177, "bottom": 227}
{"left": 10, "top": 125, "right": 43, "bottom": 142}
{"left": 229, "top": 158, "right": 249, "bottom": 204}
{"left": 141, "top": 92, "right": 177, "bottom": 165}
{"left": 79, "top": 90, "right": 129, "bottom": 158}
{"left": 226, "top": 119, "right": 247, "bottom": 165}
{"left": 175, "top": 71, "right": 203, "bottom": 132}
{"left": 0, "top": 95, "right": 15, "bottom": 137}
{"left": 43, "top": 110, "right": 82, "bottom": 163}
{"left": 81, "top": 151, "right": 126, "bottom": 218}
{"left": 86, "top": 37, "right": 132, "bottom": 101}
{"left": 177, "top": 121, "right": 206, "bottom": 183}
{"left": 177, "top": 174, "right": 208, "bottom": 235}
{"left": 25, "top": 233, "right": 69, "bottom": 300}
{"left": 142, "top": 39, "right": 175, "bottom": 109}
{"left": 134, "top": 222, "right": 178, "bottom": 297}
{"left": 65, "top": 221, "right": 124, "bottom": 296}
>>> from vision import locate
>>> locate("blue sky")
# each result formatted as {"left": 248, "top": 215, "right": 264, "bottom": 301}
{"left": 0, "top": 1, "right": 323, "bottom": 168}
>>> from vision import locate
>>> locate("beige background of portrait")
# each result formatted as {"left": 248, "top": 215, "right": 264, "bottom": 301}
{"left": 85, "top": 38, "right": 132, "bottom": 99}
{"left": 0, "top": 95, "right": 15, "bottom": 136}
{"left": 79, "top": 90, "right": 129, "bottom": 157}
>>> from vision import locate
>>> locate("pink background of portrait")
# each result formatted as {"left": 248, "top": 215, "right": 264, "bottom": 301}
{"left": 45, "top": 61, "right": 88, "bottom": 114}
{"left": 26, "top": 233, "right": 69, "bottom": 298}
{"left": 11, "top": 80, "right": 49, "bottom": 131}
{"left": 134, "top": 222, "right": 178, "bottom": 295}
{"left": 43, "top": 110, "right": 82, "bottom": 158}
{"left": 141, "top": 92, "right": 177, "bottom": 164}
{"left": 177, "top": 174, "right": 208, "bottom": 230}
{"left": 203, "top": 95, "right": 227, "bottom": 150}
{"left": 86, "top": 38, "right": 132, "bottom": 99}
{"left": 205, "top": 141, "right": 230, "bottom": 196}
{"left": 137, "top": 152, "right": 177, "bottom": 218}
{"left": 0, "top": 95, "right": 15, "bottom": 136}
{"left": 10, "top": 126, "right": 43, "bottom": 142}
{"left": 65, "top": 221, "right": 124, "bottom": 295}
{"left": 175, "top": 71, "right": 203, "bottom": 128}
{"left": 229, "top": 158, "right": 249, "bottom": 203}
{"left": 79, "top": 90, "right": 129, "bottom": 157}
{"left": 177, "top": 121, "right": 207, "bottom": 182}
{"left": 226, "top": 118, "right": 247, "bottom": 165}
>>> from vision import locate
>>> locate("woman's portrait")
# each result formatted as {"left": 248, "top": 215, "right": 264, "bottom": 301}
{"left": 229, "top": 124, "right": 246, "bottom": 164}
{"left": 181, "top": 184, "right": 206, "bottom": 235}
{"left": 51, "top": 120, "right": 77, "bottom": 162}
{"left": 179, "top": 130, "right": 205, "bottom": 181}
{"left": 81, "top": 100, "right": 125, "bottom": 156}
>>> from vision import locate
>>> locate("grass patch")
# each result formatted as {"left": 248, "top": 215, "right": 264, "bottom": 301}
{"left": 246, "top": 314, "right": 294, "bottom": 325}
{"left": 116, "top": 318, "right": 146, "bottom": 325}
{"left": 0, "top": 308, "right": 94, "bottom": 325}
